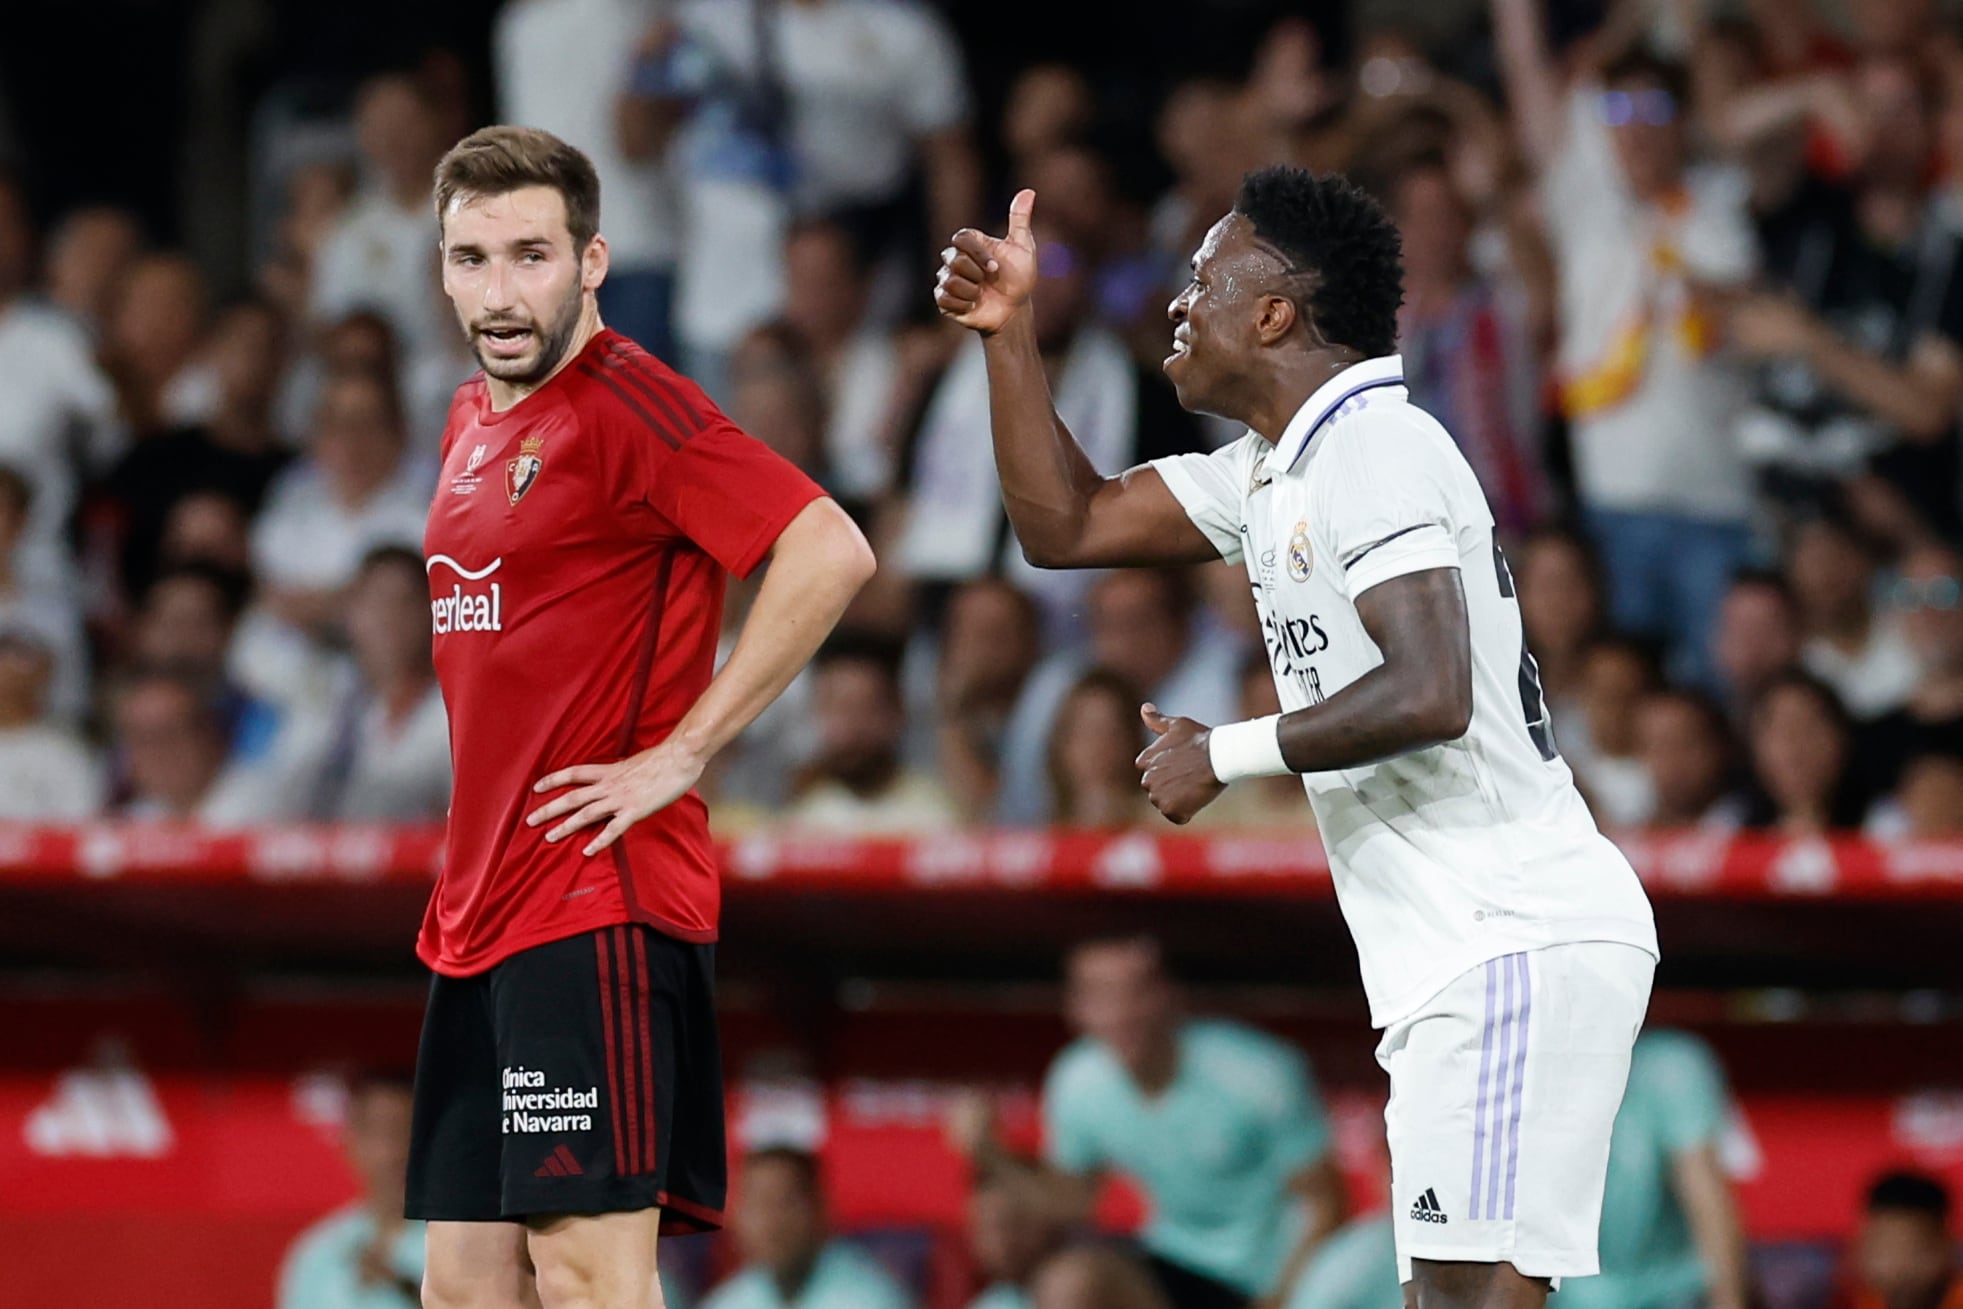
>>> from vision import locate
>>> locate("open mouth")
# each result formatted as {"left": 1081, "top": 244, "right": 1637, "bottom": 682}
{"left": 1164, "top": 333, "right": 1191, "bottom": 370}
{"left": 477, "top": 326, "right": 535, "bottom": 358}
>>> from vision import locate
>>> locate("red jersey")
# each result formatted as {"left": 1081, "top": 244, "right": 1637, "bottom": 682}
{"left": 419, "top": 330, "right": 825, "bottom": 975}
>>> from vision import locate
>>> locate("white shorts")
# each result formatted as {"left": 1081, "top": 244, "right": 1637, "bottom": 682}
{"left": 1377, "top": 941, "right": 1655, "bottom": 1286}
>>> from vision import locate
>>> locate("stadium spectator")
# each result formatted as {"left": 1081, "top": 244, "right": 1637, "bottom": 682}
{"left": 1551, "top": 1030, "right": 1752, "bottom": 1309}
{"left": 1636, "top": 688, "right": 1747, "bottom": 831}
{"left": 1046, "top": 669, "right": 1154, "bottom": 831}
{"left": 1743, "top": 669, "right": 1870, "bottom": 833}
{"left": 955, "top": 937, "right": 1345, "bottom": 1309}
{"left": 1565, "top": 636, "right": 1662, "bottom": 828}
{"left": 43, "top": 204, "right": 141, "bottom": 337}
{"left": 495, "top": 0, "right": 683, "bottom": 361}
{"left": 1787, "top": 513, "right": 1921, "bottom": 720}
{"left": 1516, "top": 528, "right": 1607, "bottom": 730}
{"left": 1282, "top": 1214, "right": 1400, "bottom": 1309}
{"left": 1002, "top": 65, "right": 1094, "bottom": 180}
{"left": 103, "top": 251, "right": 208, "bottom": 435}
{"left": 275, "top": 1071, "right": 424, "bottom": 1309}
{"left": 725, "top": 323, "right": 831, "bottom": 483}
{"left": 1713, "top": 569, "right": 1804, "bottom": 720}
{"left": 108, "top": 666, "right": 263, "bottom": 822}
{"left": 998, "top": 570, "right": 1238, "bottom": 825}
{"left": 1892, "top": 746, "right": 1963, "bottom": 837}
{"left": 1021, "top": 146, "right": 1159, "bottom": 352}
{"left": 933, "top": 578, "right": 1043, "bottom": 822}
{"left": 128, "top": 560, "right": 281, "bottom": 764}
{"left": 785, "top": 635, "right": 957, "bottom": 833}
{"left": 1859, "top": 543, "right": 1963, "bottom": 796}
{"left": 1493, "top": 0, "right": 1759, "bottom": 684}
{"left": 1028, "top": 1246, "right": 1170, "bottom": 1309}
{"left": 1189, "top": 653, "right": 1316, "bottom": 830}
{"left": 239, "top": 547, "right": 450, "bottom": 823}
{"left": 1840, "top": 1171, "right": 1963, "bottom": 1309}
{"left": 158, "top": 489, "right": 255, "bottom": 575}
{"left": 259, "top": 161, "right": 355, "bottom": 328}
{"left": 0, "top": 465, "right": 87, "bottom": 722}
{"left": 0, "top": 626, "right": 101, "bottom": 820}
{"left": 967, "top": 1165, "right": 1067, "bottom": 1309}
{"left": 701, "top": 1148, "right": 915, "bottom": 1309}
{"left": 1148, "top": 79, "right": 1256, "bottom": 299}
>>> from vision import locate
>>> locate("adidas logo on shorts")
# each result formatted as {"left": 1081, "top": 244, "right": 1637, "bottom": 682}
{"left": 1410, "top": 1188, "right": 1448, "bottom": 1224}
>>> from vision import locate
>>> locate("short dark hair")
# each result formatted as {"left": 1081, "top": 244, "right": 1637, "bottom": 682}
{"left": 1601, "top": 47, "right": 1692, "bottom": 108}
{"left": 1868, "top": 1170, "right": 1951, "bottom": 1223}
{"left": 433, "top": 125, "right": 602, "bottom": 249}
{"left": 1728, "top": 566, "right": 1796, "bottom": 608}
{"left": 813, "top": 631, "right": 905, "bottom": 687}
{"left": 145, "top": 559, "right": 253, "bottom": 624}
{"left": 745, "top": 1146, "right": 822, "bottom": 1196}
{"left": 357, "top": 544, "right": 426, "bottom": 585}
{"left": 1233, "top": 166, "right": 1404, "bottom": 358}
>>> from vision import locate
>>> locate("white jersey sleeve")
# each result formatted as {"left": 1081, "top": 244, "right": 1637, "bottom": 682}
{"left": 1312, "top": 414, "right": 1477, "bottom": 600}
{"left": 1149, "top": 433, "right": 1262, "bottom": 565}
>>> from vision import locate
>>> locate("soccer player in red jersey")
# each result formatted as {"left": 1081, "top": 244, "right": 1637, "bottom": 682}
{"left": 404, "top": 126, "right": 874, "bottom": 1309}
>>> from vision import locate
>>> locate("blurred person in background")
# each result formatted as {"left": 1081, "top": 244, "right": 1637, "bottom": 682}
{"left": 276, "top": 1071, "right": 424, "bottom": 1309}
{"left": 784, "top": 634, "right": 956, "bottom": 834}
{"left": 1494, "top": 0, "right": 1759, "bottom": 685}
{"left": 1712, "top": 568, "right": 1804, "bottom": 721}
{"left": 1022, "top": 145, "right": 1159, "bottom": 357}
{"left": 43, "top": 204, "right": 141, "bottom": 337}
{"left": 934, "top": 578, "right": 1042, "bottom": 822}
{"left": 129, "top": 559, "right": 281, "bottom": 764}
{"left": 1839, "top": 1171, "right": 1963, "bottom": 1309}
{"left": 1189, "top": 653, "right": 1317, "bottom": 830}
{"left": 1001, "top": 65, "right": 1093, "bottom": 182}
{"left": 997, "top": 569, "right": 1238, "bottom": 825}
{"left": 1386, "top": 152, "right": 1547, "bottom": 541}
{"left": 1734, "top": 53, "right": 1963, "bottom": 545}
{"left": 1515, "top": 528, "right": 1607, "bottom": 729}
{"left": 1892, "top": 745, "right": 1963, "bottom": 837}
{"left": 1787, "top": 512, "right": 1920, "bottom": 720}
{"left": 966, "top": 1164, "right": 1068, "bottom": 1309}
{"left": 0, "top": 626, "right": 101, "bottom": 820}
{"left": 724, "top": 323, "right": 830, "bottom": 483}
{"left": 158, "top": 489, "right": 255, "bottom": 575}
{"left": 259, "top": 162, "right": 356, "bottom": 326}
{"left": 1149, "top": 79, "right": 1257, "bottom": 296}
{"left": 0, "top": 466, "right": 88, "bottom": 722}
{"left": 237, "top": 546, "right": 449, "bottom": 823}
{"left": 1284, "top": 1212, "right": 1400, "bottom": 1309}
{"left": 955, "top": 937, "right": 1344, "bottom": 1309}
{"left": 702, "top": 1148, "right": 915, "bottom": 1309}
{"left": 103, "top": 251, "right": 208, "bottom": 435}
{"left": 1636, "top": 688, "right": 1746, "bottom": 831}
{"left": 1563, "top": 636, "right": 1661, "bottom": 829}
{"left": 1046, "top": 669, "right": 1154, "bottom": 831}
{"left": 1028, "top": 1245, "right": 1171, "bottom": 1309}
{"left": 1550, "top": 1031, "right": 1752, "bottom": 1309}
{"left": 109, "top": 665, "right": 264, "bottom": 822}
{"left": 1742, "top": 669, "right": 1870, "bottom": 833}
{"left": 497, "top": 0, "right": 682, "bottom": 361}
{"left": 1859, "top": 543, "right": 1963, "bottom": 795}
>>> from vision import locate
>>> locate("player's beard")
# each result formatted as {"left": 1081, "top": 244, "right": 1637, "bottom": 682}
{"left": 469, "top": 281, "right": 585, "bottom": 387}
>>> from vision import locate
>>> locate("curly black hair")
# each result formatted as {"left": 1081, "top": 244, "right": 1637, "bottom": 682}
{"left": 1233, "top": 166, "right": 1404, "bottom": 359}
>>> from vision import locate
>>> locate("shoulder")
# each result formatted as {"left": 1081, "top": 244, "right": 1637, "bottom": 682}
{"left": 1186, "top": 1019, "right": 1307, "bottom": 1097}
{"left": 1044, "top": 1037, "right": 1118, "bottom": 1103}
{"left": 701, "top": 1268, "right": 768, "bottom": 1309}
{"left": 1308, "top": 401, "right": 1454, "bottom": 486}
{"left": 4, "top": 302, "right": 94, "bottom": 363}
{"left": 283, "top": 1205, "right": 365, "bottom": 1266}
{"left": 568, "top": 334, "right": 715, "bottom": 442}
{"left": 818, "top": 1244, "right": 909, "bottom": 1302}
{"left": 1631, "top": 1028, "right": 1724, "bottom": 1086}
{"left": 1685, "top": 162, "right": 1753, "bottom": 216}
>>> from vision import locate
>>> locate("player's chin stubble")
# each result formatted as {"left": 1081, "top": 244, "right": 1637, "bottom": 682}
{"left": 473, "top": 285, "right": 584, "bottom": 385}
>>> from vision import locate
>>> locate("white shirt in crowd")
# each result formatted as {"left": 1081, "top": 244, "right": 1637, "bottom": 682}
{"left": 495, "top": 0, "right": 681, "bottom": 273}
{"left": 1152, "top": 355, "right": 1658, "bottom": 1026}
{"left": 0, "top": 301, "right": 121, "bottom": 588}
{"left": 250, "top": 457, "right": 433, "bottom": 593}
{"left": 1542, "top": 88, "right": 1757, "bottom": 522}
{"left": 0, "top": 723, "right": 102, "bottom": 820}
{"left": 783, "top": 771, "right": 959, "bottom": 835}
{"left": 1802, "top": 622, "right": 1922, "bottom": 721}
{"left": 310, "top": 190, "right": 450, "bottom": 363}
{"left": 824, "top": 328, "right": 902, "bottom": 498}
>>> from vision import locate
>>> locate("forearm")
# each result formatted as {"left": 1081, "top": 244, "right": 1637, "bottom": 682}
{"left": 1676, "top": 1148, "right": 1751, "bottom": 1309}
{"left": 1267, "top": 1162, "right": 1347, "bottom": 1300}
{"left": 1269, "top": 663, "right": 1470, "bottom": 775}
{"left": 1490, "top": 0, "right": 1566, "bottom": 169}
{"left": 925, "top": 131, "right": 984, "bottom": 255}
{"left": 669, "top": 501, "right": 873, "bottom": 760}
{"left": 1802, "top": 328, "right": 1961, "bottom": 440}
{"left": 979, "top": 311, "right": 1105, "bottom": 565}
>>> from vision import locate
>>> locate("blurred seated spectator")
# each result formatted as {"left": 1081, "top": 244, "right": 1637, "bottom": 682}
{"left": 1001, "top": 65, "right": 1093, "bottom": 181}
{"left": 238, "top": 366, "right": 432, "bottom": 706}
{"left": 44, "top": 205, "right": 142, "bottom": 337}
{"left": 287, "top": 311, "right": 466, "bottom": 460}
{"left": 1028, "top": 1245, "right": 1170, "bottom": 1309}
{"left": 1636, "top": 688, "right": 1746, "bottom": 831}
{"left": 1788, "top": 512, "right": 1920, "bottom": 720}
{"left": 933, "top": 579, "right": 1043, "bottom": 822}
{"left": 1869, "top": 743, "right": 1963, "bottom": 839}
{"left": 1189, "top": 654, "right": 1316, "bottom": 830}
{"left": 702, "top": 1148, "right": 915, "bottom": 1309}
{"left": 0, "top": 626, "right": 101, "bottom": 820}
{"left": 1859, "top": 544, "right": 1963, "bottom": 795}
{"left": 1148, "top": 79, "right": 1256, "bottom": 306}
{"left": 1046, "top": 670, "right": 1153, "bottom": 831}
{"left": 103, "top": 297, "right": 292, "bottom": 599}
{"left": 0, "top": 465, "right": 88, "bottom": 722}
{"left": 159, "top": 489, "right": 255, "bottom": 574}
{"left": 998, "top": 570, "right": 1239, "bottom": 825}
{"left": 1735, "top": 53, "right": 1963, "bottom": 544}
{"left": 1493, "top": 0, "right": 1759, "bottom": 685}
{"left": 109, "top": 666, "right": 264, "bottom": 822}
{"left": 955, "top": 937, "right": 1344, "bottom": 1309}
{"left": 785, "top": 635, "right": 957, "bottom": 834}
{"left": 1282, "top": 1214, "right": 1400, "bottom": 1309}
{"left": 1551, "top": 1030, "right": 1751, "bottom": 1309}
{"left": 275, "top": 1070, "right": 423, "bottom": 1309}
{"left": 236, "top": 547, "right": 450, "bottom": 822}
{"left": 1021, "top": 146, "right": 1159, "bottom": 355}
{"left": 1838, "top": 1171, "right": 1963, "bottom": 1309}
{"left": 967, "top": 1163, "right": 1067, "bottom": 1309}
{"left": 1387, "top": 152, "right": 1547, "bottom": 540}
{"left": 1564, "top": 636, "right": 1661, "bottom": 828}
{"left": 1713, "top": 569, "right": 1803, "bottom": 722}
{"left": 1742, "top": 670, "right": 1870, "bottom": 834}
{"left": 130, "top": 560, "right": 281, "bottom": 764}
{"left": 258, "top": 161, "right": 355, "bottom": 328}
{"left": 1515, "top": 528, "right": 1606, "bottom": 729}
{"left": 309, "top": 75, "right": 449, "bottom": 380}
{"left": 103, "top": 250, "right": 208, "bottom": 435}
{"left": 725, "top": 324, "right": 831, "bottom": 484}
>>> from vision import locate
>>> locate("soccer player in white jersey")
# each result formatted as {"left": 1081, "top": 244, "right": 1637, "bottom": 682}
{"left": 934, "top": 167, "right": 1660, "bottom": 1309}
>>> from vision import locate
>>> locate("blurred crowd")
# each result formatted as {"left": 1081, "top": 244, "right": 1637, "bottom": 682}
{"left": 3, "top": 0, "right": 1963, "bottom": 838}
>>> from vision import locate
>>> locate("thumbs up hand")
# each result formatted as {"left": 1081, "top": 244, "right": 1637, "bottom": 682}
{"left": 1136, "top": 702, "right": 1225, "bottom": 826}
{"left": 933, "top": 188, "right": 1039, "bottom": 335}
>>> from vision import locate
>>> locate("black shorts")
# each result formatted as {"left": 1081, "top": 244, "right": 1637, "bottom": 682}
{"left": 405, "top": 923, "right": 726, "bottom": 1231}
{"left": 1143, "top": 1252, "right": 1252, "bottom": 1309}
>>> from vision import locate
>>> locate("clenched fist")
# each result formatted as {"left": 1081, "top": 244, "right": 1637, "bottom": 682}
{"left": 934, "top": 188, "right": 1039, "bottom": 334}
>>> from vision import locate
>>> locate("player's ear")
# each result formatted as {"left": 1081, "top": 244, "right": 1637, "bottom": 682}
{"left": 1257, "top": 292, "right": 1299, "bottom": 346}
{"left": 581, "top": 233, "right": 610, "bottom": 293}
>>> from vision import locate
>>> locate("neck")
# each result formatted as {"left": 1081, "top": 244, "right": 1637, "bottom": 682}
{"left": 485, "top": 300, "right": 603, "bottom": 413}
{"left": 208, "top": 403, "right": 272, "bottom": 453}
{"left": 771, "top": 1249, "right": 823, "bottom": 1302}
{"left": 1817, "top": 605, "right": 1872, "bottom": 650}
{"left": 1126, "top": 1027, "right": 1180, "bottom": 1096}
{"left": 1243, "top": 347, "right": 1367, "bottom": 445}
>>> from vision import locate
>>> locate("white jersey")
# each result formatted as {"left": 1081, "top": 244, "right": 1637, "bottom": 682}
{"left": 1152, "top": 355, "right": 1657, "bottom": 1027}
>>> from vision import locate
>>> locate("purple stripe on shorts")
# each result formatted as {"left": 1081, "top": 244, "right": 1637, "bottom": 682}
{"left": 1503, "top": 951, "right": 1533, "bottom": 1219}
{"left": 1469, "top": 957, "right": 1499, "bottom": 1220}
{"left": 1487, "top": 955, "right": 1517, "bottom": 1221}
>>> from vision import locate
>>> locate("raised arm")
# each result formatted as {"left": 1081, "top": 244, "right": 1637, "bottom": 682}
{"left": 935, "top": 191, "right": 1223, "bottom": 569}
{"left": 1490, "top": 0, "right": 1570, "bottom": 173}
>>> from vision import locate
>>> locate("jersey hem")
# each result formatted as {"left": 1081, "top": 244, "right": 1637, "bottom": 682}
{"left": 1366, "top": 922, "right": 1659, "bottom": 1029}
{"left": 417, "top": 909, "right": 720, "bottom": 977}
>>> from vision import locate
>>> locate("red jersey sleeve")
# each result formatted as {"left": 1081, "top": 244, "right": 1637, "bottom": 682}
{"left": 643, "top": 416, "right": 827, "bottom": 577}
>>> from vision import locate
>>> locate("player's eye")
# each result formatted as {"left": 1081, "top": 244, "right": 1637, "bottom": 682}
{"left": 520, "top": 250, "right": 544, "bottom": 264}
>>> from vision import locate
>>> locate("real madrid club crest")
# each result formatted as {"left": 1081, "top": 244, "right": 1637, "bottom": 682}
{"left": 507, "top": 436, "right": 544, "bottom": 505}
{"left": 1287, "top": 519, "right": 1313, "bottom": 581}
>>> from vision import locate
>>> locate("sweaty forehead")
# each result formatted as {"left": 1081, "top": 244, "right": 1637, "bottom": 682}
{"left": 1191, "top": 212, "right": 1289, "bottom": 280}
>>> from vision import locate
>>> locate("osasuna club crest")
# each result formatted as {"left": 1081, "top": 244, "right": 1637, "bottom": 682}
{"left": 507, "top": 436, "right": 545, "bottom": 505}
{"left": 1288, "top": 519, "right": 1313, "bottom": 581}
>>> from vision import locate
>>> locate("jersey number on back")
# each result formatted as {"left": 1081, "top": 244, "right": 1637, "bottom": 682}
{"left": 1492, "top": 542, "right": 1560, "bottom": 762}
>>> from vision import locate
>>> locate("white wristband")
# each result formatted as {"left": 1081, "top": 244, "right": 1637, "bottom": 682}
{"left": 1207, "top": 715, "right": 1289, "bottom": 783}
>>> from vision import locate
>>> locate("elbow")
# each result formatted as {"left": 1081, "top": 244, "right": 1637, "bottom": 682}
{"left": 836, "top": 517, "right": 878, "bottom": 591}
{"left": 1015, "top": 530, "right": 1079, "bottom": 570}
{"left": 1418, "top": 670, "right": 1474, "bottom": 744}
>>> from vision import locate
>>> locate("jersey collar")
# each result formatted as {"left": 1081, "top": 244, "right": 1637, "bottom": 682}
{"left": 1264, "top": 353, "right": 1407, "bottom": 476}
